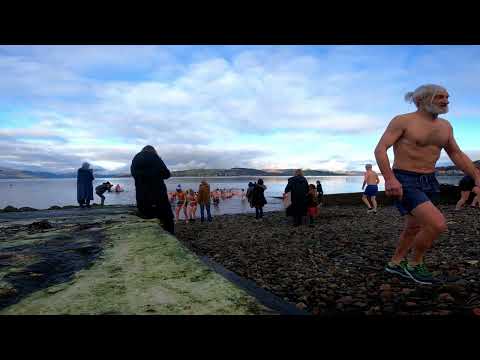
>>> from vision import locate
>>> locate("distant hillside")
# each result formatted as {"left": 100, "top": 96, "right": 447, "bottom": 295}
{"left": 170, "top": 167, "right": 362, "bottom": 177}
{"left": 10, "top": 163, "right": 472, "bottom": 179}
{"left": 0, "top": 167, "right": 115, "bottom": 179}
{"left": 0, "top": 166, "right": 364, "bottom": 179}
{"left": 435, "top": 160, "right": 480, "bottom": 174}
{"left": 0, "top": 167, "right": 36, "bottom": 179}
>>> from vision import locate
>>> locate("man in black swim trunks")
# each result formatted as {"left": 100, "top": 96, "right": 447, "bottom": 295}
{"left": 375, "top": 84, "right": 480, "bottom": 284}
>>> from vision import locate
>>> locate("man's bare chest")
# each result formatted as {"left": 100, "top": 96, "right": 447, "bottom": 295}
{"left": 401, "top": 123, "right": 450, "bottom": 148}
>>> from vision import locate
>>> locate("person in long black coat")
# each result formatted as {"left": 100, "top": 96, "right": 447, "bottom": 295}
{"left": 77, "top": 162, "right": 94, "bottom": 208}
{"left": 251, "top": 178, "right": 267, "bottom": 219}
{"left": 130, "top": 145, "right": 174, "bottom": 235}
{"left": 284, "top": 169, "right": 309, "bottom": 226}
{"left": 316, "top": 180, "right": 324, "bottom": 206}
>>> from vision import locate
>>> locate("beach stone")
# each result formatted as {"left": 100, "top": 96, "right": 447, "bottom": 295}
{"left": 401, "top": 288, "right": 414, "bottom": 295}
{"left": 383, "top": 305, "right": 394, "bottom": 313}
{"left": 353, "top": 302, "right": 367, "bottom": 308}
{"left": 440, "top": 284, "right": 464, "bottom": 295}
{"left": 3, "top": 206, "right": 18, "bottom": 212}
{"left": 28, "top": 220, "right": 53, "bottom": 230}
{"left": 437, "top": 310, "right": 451, "bottom": 316}
{"left": 338, "top": 296, "right": 353, "bottom": 305}
{"left": 379, "top": 284, "right": 391, "bottom": 291}
{"left": 438, "top": 293, "right": 455, "bottom": 303}
{"left": 296, "top": 302, "right": 307, "bottom": 311}
{"left": 380, "top": 290, "right": 393, "bottom": 301}
{"left": 0, "top": 285, "right": 17, "bottom": 298}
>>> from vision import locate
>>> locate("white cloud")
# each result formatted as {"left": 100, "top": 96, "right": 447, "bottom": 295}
{"left": 1, "top": 45, "right": 480, "bottom": 172}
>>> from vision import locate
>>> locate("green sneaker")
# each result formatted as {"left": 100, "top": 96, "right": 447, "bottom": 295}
{"left": 404, "top": 263, "right": 434, "bottom": 285}
{"left": 385, "top": 259, "right": 409, "bottom": 279}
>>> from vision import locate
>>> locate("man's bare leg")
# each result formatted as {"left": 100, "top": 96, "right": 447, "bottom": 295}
{"left": 371, "top": 196, "right": 378, "bottom": 211}
{"left": 455, "top": 191, "right": 471, "bottom": 210}
{"left": 409, "top": 201, "right": 447, "bottom": 266}
{"left": 361, "top": 195, "right": 372, "bottom": 209}
{"left": 175, "top": 206, "right": 181, "bottom": 223}
{"left": 391, "top": 215, "right": 420, "bottom": 264}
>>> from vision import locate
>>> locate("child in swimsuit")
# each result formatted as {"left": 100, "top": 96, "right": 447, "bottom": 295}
{"left": 175, "top": 186, "right": 188, "bottom": 223}
{"left": 307, "top": 184, "right": 319, "bottom": 226}
{"left": 187, "top": 189, "right": 197, "bottom": 221}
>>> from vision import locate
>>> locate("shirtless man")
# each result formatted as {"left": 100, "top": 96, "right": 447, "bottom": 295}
{"left": 361, "top": 164, "right": 380, "bottom": 213}
{"left": 375, "top": 84, "right": 480, "bottom": 284}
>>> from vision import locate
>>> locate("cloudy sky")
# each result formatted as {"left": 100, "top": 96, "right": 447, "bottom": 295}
{"left": 1, "top": 45, "right": 479, "bottom": 173}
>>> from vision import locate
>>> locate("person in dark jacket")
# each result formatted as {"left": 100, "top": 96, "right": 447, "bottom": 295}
{"left": 251, "top": 178, "right": 267, "bottom": 220}
{"left": 197, "top": 180, "right": 213, "bottom": 223}
{"left": 284, "top": 169, "right": 309, "bottom": 226}
{"left": 130, "top": 145, "right": 174, "bottom": 235}
{"left": 77, "top": 162, "right": 94, "bottom": 208}
{"left": 95, "top": 181, "right": 113, "bottom": 206}
{"left": 246, "top": 182, "right": 255, "bottom": 207}
{"left": 316, "top": 180, "right": 324, "bottom": 206}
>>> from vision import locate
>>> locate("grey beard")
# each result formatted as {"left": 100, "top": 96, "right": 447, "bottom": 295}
{"left": 425, "top": 103, "right": 449, "bottom": 115}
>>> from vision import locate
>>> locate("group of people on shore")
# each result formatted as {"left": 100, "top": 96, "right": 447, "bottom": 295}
{"left": 282, "top": 171, "right": 324, "bottom": 227}
{"left": 76, "top": 162, "right": 124, "bottom": 208}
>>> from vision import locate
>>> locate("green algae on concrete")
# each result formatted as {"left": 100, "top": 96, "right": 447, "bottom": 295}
{"left": 1, "top": 215, "right": 267, "bottom": 315}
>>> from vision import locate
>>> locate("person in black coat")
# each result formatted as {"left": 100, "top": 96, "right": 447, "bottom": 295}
{"left": 77, "top": 162, "right": 94, "bottom": 208}
{"left": 251, "top": 178, "right": 267, "bottom": 219}
{"left": 316, "top": 180, "right": 324, "bottom": 206}
{"left": 284, "top": 169, "right": 309, "bottom": 226}
{"left": 130, "top": 145, "right": 174, "bottom": 235}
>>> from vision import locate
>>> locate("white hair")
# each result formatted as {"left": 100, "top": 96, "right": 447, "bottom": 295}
{"left": 404, "top": 84, "right": 447, "bottom": 108}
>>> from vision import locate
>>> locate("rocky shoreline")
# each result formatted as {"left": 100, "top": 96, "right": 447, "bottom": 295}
{"left": 2, "top": 184, "right": 480, "bottom": 316}
{"left": 175, "top": 201, "right": 480, "bottom": 317}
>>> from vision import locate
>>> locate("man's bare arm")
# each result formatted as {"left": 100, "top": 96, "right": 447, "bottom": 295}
{"left": 374, "top": 117, "right": 405, "bottom": 180}
{"left": 444, "top": 124, "right": 480, "bottom": 185}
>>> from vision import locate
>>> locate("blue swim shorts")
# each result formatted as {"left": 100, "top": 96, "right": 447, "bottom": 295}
{"left": 393, "top": 169, "right": 440, "bottom": 216}
{"left": 364, "top": 185, "right": 378, "bottom": 197}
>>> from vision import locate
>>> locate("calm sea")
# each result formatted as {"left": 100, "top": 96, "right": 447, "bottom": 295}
{"left": 0, "top": 176, "right": 463, "bottom": 215}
